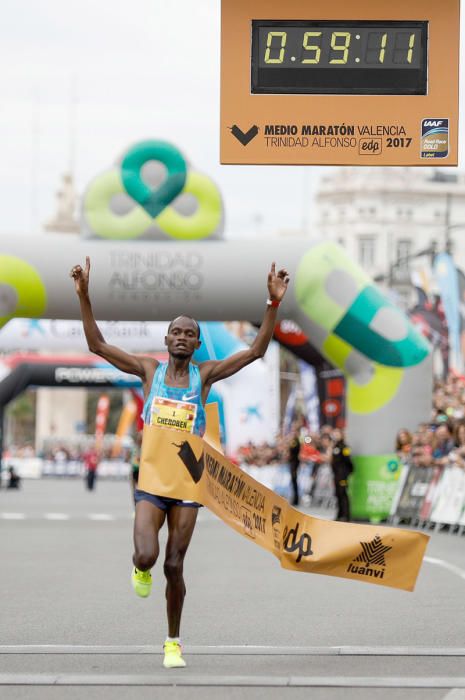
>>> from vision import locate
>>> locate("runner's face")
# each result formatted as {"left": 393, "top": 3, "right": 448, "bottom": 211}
{"left": 165, "top": 317, "right": 200, "bottom": 359}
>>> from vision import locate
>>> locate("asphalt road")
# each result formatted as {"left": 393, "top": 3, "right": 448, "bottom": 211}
{"left": 1, "top": 479, "right": 464, "bottom": 700}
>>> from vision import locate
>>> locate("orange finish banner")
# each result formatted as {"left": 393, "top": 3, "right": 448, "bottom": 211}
{"left": 139, "top": 410, "right": 429, "bottom": 592}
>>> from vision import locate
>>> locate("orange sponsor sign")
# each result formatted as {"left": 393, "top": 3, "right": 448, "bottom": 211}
{"left": 220, "top": 0, "right": 459, "bottom": 165}
{"left": 139, "top": 407, "right": 429, "bottom": 592}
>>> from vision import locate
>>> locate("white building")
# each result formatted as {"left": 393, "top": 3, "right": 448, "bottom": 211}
{"left": 316, "top": 167, "right": 465, "bottom": 304}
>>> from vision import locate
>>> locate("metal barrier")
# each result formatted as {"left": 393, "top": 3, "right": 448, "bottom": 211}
{"left": 390, "top": 460, "right": 465, "bottom": 534}
{"left": 242, "top": 461, "right": 335, "bottom": 508}
{"left": 2, "top": 458, "right": 130, "bottom": 481}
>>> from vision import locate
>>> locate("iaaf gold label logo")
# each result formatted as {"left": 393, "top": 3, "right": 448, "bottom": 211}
{"left": 347, "top": 535, "right": 392, "bottom": 580}
{"left": 421, "top": 119, "right": 449, "bottom": 159}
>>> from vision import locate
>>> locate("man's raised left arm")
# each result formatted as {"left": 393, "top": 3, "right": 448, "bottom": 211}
{"left": 200, "top": 262, "right": 289, "bottom": 387}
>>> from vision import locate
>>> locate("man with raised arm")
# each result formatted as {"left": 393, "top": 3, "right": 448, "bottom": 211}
{"left": 70, "top": 256, "right": 289, "bottom": 669}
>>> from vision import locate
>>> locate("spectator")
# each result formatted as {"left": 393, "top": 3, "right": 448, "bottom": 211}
{"left": 287, "top": 422, "right": 301, "bottom": 506}
{"left": 450, "top": 420, "right": 465, "bottom": 470}
{"left": 432, "top": 423, "right": 455, "bottom": 466}
{"left": 409, "top": 441, "right": 433, "bottom": 468}
{"left": 6, "top": 465, "right": 21, "bottom": 489}
{"left": 83, "top": 448, "right": 99, "bottom": 491}
{"left": 329, "top": 428, "right": 353, "bottom": 522}
{"left": 396, "top": 429, "right": 413, "bottom": 460}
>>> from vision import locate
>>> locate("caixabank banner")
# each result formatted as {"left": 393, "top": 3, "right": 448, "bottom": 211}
{"left": 139, "top": 409, "right": 429, "bottom": 592}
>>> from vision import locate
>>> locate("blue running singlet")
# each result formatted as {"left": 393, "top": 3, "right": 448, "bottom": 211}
{"left": 135, "top": 362, "right": 206, "bottom": 510}
{"left": 142, "top": 362, "right": 206, "bottom": 436}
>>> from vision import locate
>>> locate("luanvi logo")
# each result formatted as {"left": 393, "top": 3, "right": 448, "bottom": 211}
{"left": 173, "top": 442, "right": 204, "bottom": 483}
{"left": 283, "top": 522, "right": 313, "bottom": 563}
{"left": 347, "top": 535, "right": 392, "bottom": 580}
{"left": 230, "top": 124, "right": 259, "bottom": 146}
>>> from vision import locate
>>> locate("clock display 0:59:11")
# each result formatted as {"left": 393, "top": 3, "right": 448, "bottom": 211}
{"left": 257, "top": 24, "right": 423, "bottom": 69}
{"left": 251, "top": 21, "right": 427, "bottom": 94}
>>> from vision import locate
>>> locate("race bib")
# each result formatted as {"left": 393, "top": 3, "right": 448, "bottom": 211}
{"left": 150, "top": 396, "right": 197, "bottom": 433}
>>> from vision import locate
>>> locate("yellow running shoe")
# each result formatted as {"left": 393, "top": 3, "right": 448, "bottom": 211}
{"left": 163, "top": 641, "right": 186, "bottom": 669}
{"left": 131, "top": 567, "right": 152, "bottom": 598}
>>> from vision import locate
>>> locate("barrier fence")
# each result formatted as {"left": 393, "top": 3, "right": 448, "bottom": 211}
{"left": 1, "top": 457, "right": 130, "bottom": 481}
{"left": 242, "top": 461, "right": 335, "bottom": 508}
{"left": 390, "top": 461, "right": 465, "bottom": 533}
{"left": 1, "top": 457, "right": 334, "bottom": 507}
{"left": 5, "top": 453, "right": 465, "bottom": 535}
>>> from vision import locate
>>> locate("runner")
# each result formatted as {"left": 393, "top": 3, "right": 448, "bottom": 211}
{"left": 70, "top": 256, "right": 289, "bottom": 668}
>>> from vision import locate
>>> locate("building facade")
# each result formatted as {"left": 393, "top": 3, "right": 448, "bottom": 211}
{"left": 316, "top": 167, "right": 465, "bottom": 306}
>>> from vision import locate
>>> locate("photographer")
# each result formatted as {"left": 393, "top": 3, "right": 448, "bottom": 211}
{"left": 330, "top": 429, "right": 353, "bottom": 522}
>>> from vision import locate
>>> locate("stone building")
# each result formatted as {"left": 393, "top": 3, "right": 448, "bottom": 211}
{"left": 316, "top": 167, "right": 465, "bottom": 306}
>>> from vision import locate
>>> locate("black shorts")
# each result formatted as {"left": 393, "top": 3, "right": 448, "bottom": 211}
{"left": 134, "top": 489, "right": 202, "bottom": 511}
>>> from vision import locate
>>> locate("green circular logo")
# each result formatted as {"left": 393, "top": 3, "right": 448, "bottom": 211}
{"left": 0, "top": 256, "right": 47, "bottom": 328}
{"left": 83, "top": 140, "right": 223, "bottom": 241}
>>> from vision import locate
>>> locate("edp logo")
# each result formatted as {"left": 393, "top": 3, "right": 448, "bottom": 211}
{"left": 283, "top": 523, "right": 313, "bottom": 563}
{"left": 359, "top": 137, "right": 382, "bottom": 155}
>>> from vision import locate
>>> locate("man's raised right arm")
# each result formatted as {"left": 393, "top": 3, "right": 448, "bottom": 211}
{"left": 70, "top": 257, "right": 157, "bottom": 383}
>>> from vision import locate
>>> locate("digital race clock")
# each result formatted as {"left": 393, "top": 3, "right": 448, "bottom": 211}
{"left": 252, "top": 21, "right": 428, "bottom": 95}
{"left": 220, "top": 0, "right": 459, "bottom": 166}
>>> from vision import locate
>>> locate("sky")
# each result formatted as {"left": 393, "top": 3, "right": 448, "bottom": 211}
{"left": 0, "top": 0, "right": 464, "bottom": 238}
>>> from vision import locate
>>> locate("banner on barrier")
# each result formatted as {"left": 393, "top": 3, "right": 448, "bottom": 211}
{"left": 389, "top": 464, "right": 410, "bottom": 518}
{"left": 396, "top": 466, "right": 436, "bottom": 521}
{"left": 419, "top": 466, "right": 443, "bottom": 521}
{"left": 430, "top": 465, "right": 465, "bottom": 525}
{"left": 139, "top": 408, "right": 429, "bottom": 592}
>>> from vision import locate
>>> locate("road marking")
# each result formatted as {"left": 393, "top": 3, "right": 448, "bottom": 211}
{"left": 0, "top": 514, "right": 123, "bottom": 522}
{"left": 443, "top": 691, "right": 465, "bottom": 699}
{"left": 425, "top": 556, "right": 465, "bottom": 582}
{"left": 1, "top": 645, "right": 464, "bottom": 656}
{"left": 0, "top": 673, "right": 464, "bottom": 687}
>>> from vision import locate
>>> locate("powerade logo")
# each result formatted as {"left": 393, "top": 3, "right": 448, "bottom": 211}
{"left": 82, "top": 140, "right": 224, "bottom": 240}
{"left": 421, "top": 119, "right": 449, "bottom": 159}
{"left": 55, "top": 366, "right": 139, "bottom": 386}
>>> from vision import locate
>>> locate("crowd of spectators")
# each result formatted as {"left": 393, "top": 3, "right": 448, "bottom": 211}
{"left": 237, "top": 375, "right": 465, "bottom": 476}
{"left": 9, "top": 374, "right": 465, "bottom": 478}
{"left": 236, "top": 439, "right": 286, "bottom": 467}
{"left": 396, "top": 374, "right": 465, "bottom": 470}
{"left": 3, "top": 443, "right": 36, "bottom": 459}
{"left": 236, "top": 422, "right": 349, "bottom": 511}
{"left": 4, "top": 441, "right": 132, "bottom": 464}
{"left": 236, "top": 424, "right": 345, "bottom": 469}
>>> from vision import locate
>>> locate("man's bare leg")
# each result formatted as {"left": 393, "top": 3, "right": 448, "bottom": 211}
{"left": 133, "top": 500, "right": 166, "bottom": 571}
{"left": 164, "top": 506, "right": 198, "bottom": 637}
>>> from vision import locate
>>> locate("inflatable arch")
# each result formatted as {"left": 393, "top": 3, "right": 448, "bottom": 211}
{"left": 0, "top": 235, "right": 432, "bottom": 520}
